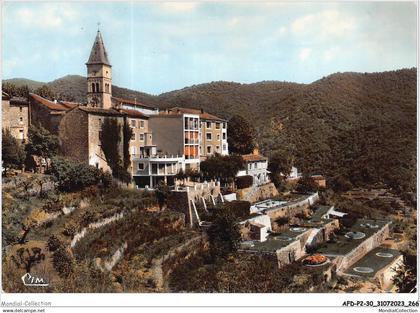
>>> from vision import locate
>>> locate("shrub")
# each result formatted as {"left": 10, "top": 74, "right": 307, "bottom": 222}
{"left": 47, "top": 235, "right": 64, "bottom": 252}
{"left": 219, "top": 201, "right": 251, "bottom": 220}
{"left": 52, "top": 247, "right": 74, "bottom": 278}
{"left": 235, "top": 175, "right": 253, "bottom": 189}
{"left": 49, "top": 157, "right": 104, "bottom": 192}
{"left": 63, "top": 222, "right": 77, "bottom": 237}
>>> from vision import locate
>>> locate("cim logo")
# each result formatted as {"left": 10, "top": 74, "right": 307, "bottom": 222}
{"left": 21, "top": 273, "right": 49, "bottom": 287}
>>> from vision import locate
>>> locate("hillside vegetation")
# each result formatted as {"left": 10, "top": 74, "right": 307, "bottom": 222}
{"left": 4, "top": 68, "right": 417, "bottom": 193}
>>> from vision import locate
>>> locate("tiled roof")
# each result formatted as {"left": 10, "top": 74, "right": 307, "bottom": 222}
{"left": 120, "top": 108, "right": 149, "bottom": 119}
{"left": 59, "top": 101, "right": 79, "bottom": 109}
{"left": 112, "top": 96, "right": 157, "bottom": 109}
{"left": 29, "top": 93, "right": 70, "bottom": 111}
{"left": 86, "top": 30, "right": 111, "bottom": 66}
{"left": 242, "top": 154, "right": 268, "bottom": 162}
{"left": 78, "top": 106, "right": 124, "bottom": 116}
{"left": 164, "top": 107, "right": 225, "bottom": 121}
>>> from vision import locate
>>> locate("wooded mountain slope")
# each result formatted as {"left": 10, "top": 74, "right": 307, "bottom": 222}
{"left": 4, "top": 68, "right": 417, "bottom": 193}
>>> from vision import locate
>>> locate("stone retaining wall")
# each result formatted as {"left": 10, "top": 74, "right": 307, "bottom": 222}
{"left": 337, "top": 222, "right": 391, "bottom": 272}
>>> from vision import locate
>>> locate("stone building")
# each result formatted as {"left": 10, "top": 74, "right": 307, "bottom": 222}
{"left": 2, "top": 92, "right": 30, "bottom": 142}
{"left": 59, "top": 106, "right": 124, "bottom": 172}
{"left": 29, "top": 93, "right": 76, "bottom": 133}
{"left": 86, "top": 30, "right": 112, "bottom": 109}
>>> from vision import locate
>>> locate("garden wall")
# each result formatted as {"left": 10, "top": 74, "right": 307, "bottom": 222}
{"left": 337, "top": 222, "right": 391, "bottom": 272}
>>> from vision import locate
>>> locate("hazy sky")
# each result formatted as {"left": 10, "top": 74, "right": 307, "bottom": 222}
{"left": 2, "top": 1, "right": 417, "bottom": 95}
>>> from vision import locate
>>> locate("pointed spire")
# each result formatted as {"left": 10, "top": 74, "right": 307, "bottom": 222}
{"left": 86, "top": 30, "right": 111, "bottom": 66}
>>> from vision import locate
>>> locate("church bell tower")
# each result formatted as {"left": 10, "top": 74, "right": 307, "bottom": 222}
{"left": 86, "top": 30, "right": 112, "bottom": 109}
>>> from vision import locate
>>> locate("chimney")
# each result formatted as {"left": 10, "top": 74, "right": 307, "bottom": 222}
{"left": 200, "top": 108, "right": 204, "bottom": 113}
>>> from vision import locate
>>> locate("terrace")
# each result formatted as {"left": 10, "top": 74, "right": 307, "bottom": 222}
{"left": 239, "top": 227, "right": 310, "bottom": 253}
{"left": 344, "top": 247, "right": 401, "bottom": 278}
{"left": 317, "top": 219, "right": 390, "bottom": 256}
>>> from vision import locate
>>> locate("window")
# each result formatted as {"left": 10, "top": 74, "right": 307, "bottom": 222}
{"left": 131, "top": 146, "right": 136, "bottom": 155}
{"left": 223, "top": 144, "right": 227, "bottom": 151}
{"left": 216, "top": 146, "right": 220, "bottom": 152}
{"left": 206, "top": 133, "right": 212, "bottom": 140}
{"left": 98, "top": 118, "right": 102, "bottom": 126}
{"left": 19, "top": 117, "right": 23, "bottom": 122}
{"left": 223, "top": 122, "right": 226, "bottom": 129}
{"left": 215, "top": 122, "right": 220, "bottom": 129}
{"left": 91, "top": 83, "right": 96, "bottom": 93}
{"left": 138, "top": 162, "right": 145, "bottom": 170}
{"left": 96, "top": 83, "right": 100, "bottom": 92}
{"left": 19, "top": 107, "right": 23, "bottom": 113}
{"left": 131, "top": 133, "right": 135, "bottom": 140}
{"left": 184, "top": 117, "right": 188, "bottom": 129}
{"left": 139, "top": 134, "right": 145, "bottom": 141}
{"left": 131, "top": 119, "right": 136, "bottom": 127}
{"left": 223, "top": 133, "right": 226, "bottom": 140}
{"left": 207, "top": 146, "right": 212, "bottom": 154}
{"left": 206, "top": 121, "right": 211, "bottom": 129}
{"left": 140, "top": 120, "right": 145, "bottom": 128}
{"left": 217, "top": 134, "right": 220, "bottom": 140}
{"left": 105, "top": 83, "right": 109, "bottom": 93}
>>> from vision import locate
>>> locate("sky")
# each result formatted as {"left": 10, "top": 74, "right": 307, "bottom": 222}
{"left": 2, "top": 1, "right": 417, "bottom": 95}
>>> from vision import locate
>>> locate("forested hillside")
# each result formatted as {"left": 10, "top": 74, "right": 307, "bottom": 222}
{"left": 4, "top": 68, "right": 417, "bottom": 194}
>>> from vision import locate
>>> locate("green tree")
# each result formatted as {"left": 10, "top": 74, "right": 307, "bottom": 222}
{"left": 34, "top": 85, "right": 55, "bottom": 100}
{"left": 26, "top": 124, "right": 59, "bottom": 159}
{"left": 207, "top": 209, "right": 241, "bottom": 260}
{"left": 99, "top": 117, "right": 131, "bottom": 182}
{"left": 2, "top": 129, "right": 25, "bottom": 173}
{"left": 155, "top": 181, "right": 170, "bottom": 210}
{"left": 227, "top": 115, "right": 255, "bottom": 154}
{"left": 295, "top": 174, "right": 318, "bottom": 193}
{"left": 268, "top": 151, "right": 293, "bottom": 188}
{"left": 393, "top": 253, "right": 417, "bottom": 293}
{"left": 49, "top": 157, "right": 104, "bottom": 192}
{"left": 200, "top": 154, "right": 243, "bottom": 185}
{"left": 122, "top": 121, "right": 133, "bottom": 170}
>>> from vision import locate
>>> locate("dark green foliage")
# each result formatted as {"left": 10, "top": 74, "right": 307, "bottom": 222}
{"left": 393, "top": 253, "right": 417, "bottom": 293}
{"left": 52, "top": 247, "right": 74, "bottom": 278}
{"left": 155, "top": 182, "right": 170, "bottom": 209}
{"left": 99, "top": 118, "right": 121, "bottom": 171}
{"left": 267, "top": 151, "right": 293, "bottom": 188}
{"left": 169, "top": 253, "right": 328, "bottom": 293}
{"left": 157, "top": 69, "right": 416, "bottom": 195}
{"left": 206, "top": 209, "right": 241, "bottom": 259}
{"left": 26, "top": 124, "right": 59, "bottom": 158}
{"left": 49, "top": 157, "right": 104, "bottom": 192}
{"left": 122, "top": 121, "right": 133, "bottom": 170}
{"left": 99, "top": 118, "right": 131, "bottom": 182}
{"left": 227, "top": 115, "right": 255, "bottom": 154}
{"left": 235, "top": 175, "right": 253, "bottom": 189}
{"left": 62, "top": 221, "right": 77, "bottom": 237}
{"left": 218, "top": 201, "right": 251, "bottom": 220}
{"left": 47, "top": 235, "right": 64, "bottom": 252}
{"left": 33, "top": 85, "right": 55, "bottom": 100}
{"left": 295, "top": 174, "right": 318, "bottom": 193}
{"left": 11, "top": 247, "right": 45, "bottom": 273}
{"left": 2, "top": 82, "right": 33, "bottom": 98}
{"left": 200, "top": 154, "right": 244, "bottom": 184}
{"left": 2, "top": 129, "right": 25, "bottom": 172}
